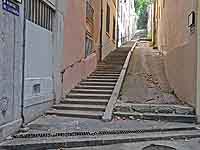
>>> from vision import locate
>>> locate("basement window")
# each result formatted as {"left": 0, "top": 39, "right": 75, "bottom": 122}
{"left": 33, "top": 84, "right": 41, "bottom": 94}
{"left": 106, "top": 4, "right": 110, "bottom": 34}
{"left": 113, "top": 16, "right": 116, "bottom": 41}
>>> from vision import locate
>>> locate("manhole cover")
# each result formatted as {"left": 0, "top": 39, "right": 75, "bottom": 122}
{"left": 143, "top": 144, "right": 176, "bottom": 150}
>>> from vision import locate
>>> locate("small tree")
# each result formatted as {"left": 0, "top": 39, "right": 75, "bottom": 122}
{"left": 135, "top": 0, "right": 151, "bottom": 30}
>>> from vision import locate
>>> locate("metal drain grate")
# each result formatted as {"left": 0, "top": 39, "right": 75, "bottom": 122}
{"left": 13, "top": 127, "right": 197, "bottom": 139}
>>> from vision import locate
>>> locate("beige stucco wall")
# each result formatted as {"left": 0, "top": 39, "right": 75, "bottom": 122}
{"left": 156, "top": 0, "right": 197, "bottom": 106}
{"left": 102, "top": 0, "right": 117, "bottom": 59}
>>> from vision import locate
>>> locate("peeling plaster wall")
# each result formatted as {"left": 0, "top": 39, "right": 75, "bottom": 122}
{"left": 0, "top": 1, "right": 24, "bottom": 141}
{"left": 156, "top": 0, "right": 197, "bottom": 106}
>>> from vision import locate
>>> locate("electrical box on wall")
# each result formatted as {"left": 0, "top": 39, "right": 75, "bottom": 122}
{"left": 188, "top": 11, "right": 195, "bottom": 27}
{"left": 188, "top": 11, "right": 196, "bottom": 33}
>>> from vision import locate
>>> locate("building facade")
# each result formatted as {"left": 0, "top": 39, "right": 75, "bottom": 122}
{"left": 0, "top": 0, "right": 120, "bottom": 141}
{"left": 101, "top": 0, "right": 118, "bottom": 59}
{"left": 118, "top": 0, "right": 137, "bottom": 46}
{"left": 0, "top": 0, "right": 24, "bottom": 141}
{"left": 63, "top": 0, "right": 101, "bottom": 95}
{"left": 153, "top": 0, "right": 197, "bottom": 107}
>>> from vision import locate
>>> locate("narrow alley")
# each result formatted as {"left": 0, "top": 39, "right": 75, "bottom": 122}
{"left": 1, "top": 0, "right": 200, "bottom": 150}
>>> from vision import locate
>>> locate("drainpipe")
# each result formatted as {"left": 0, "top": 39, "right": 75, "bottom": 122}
{"left": 99, "top": 0, "right": 103, "bottom": 61}
{"left": 21, "top": 0, "right": 26, "bottom": 127}
{"left": 196, "top": 0, "right": 200, "bottom": 123}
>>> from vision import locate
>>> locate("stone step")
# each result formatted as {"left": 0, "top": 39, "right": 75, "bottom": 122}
{"left": 94, "top": 71, "right": 121, "bottom": 74}
{"left": 114, "top": 112, "right": 196, "bottom": 123}
{"left": 71, "top": 89, "right": 113, "bottom": 94}
{"left": 67, "top": 93, "right": 111, "bottom": 99}
{"left": 104, "top": 58, "right": 126, "bottom": 62}
{"left": 83, "top": 78, "right": 118, "bottom": 83}
{"left": 46, "top": 110, "right": 103, "bottom": 119}
{"left": 91, "top": 73, "right": 120, "bottom": 76}
{"left": 80, "top": 81, "right": 116, "bottom": 86}
{"left": 62, "top": 98, "right": 108, "bottom": 105}
{"left": 96, "top": 68, "right": 121, "bottom": 72}
{"left": 96, "top": 64, "right": 121, "bottom": 68}
{"left": 95, "top": 68, "right": 122, "bottom": 72}
{"left": 75, "top": 85, "right": 115, "bottom": 90}
{"left": 103, "top": 61, "right": 125, "bottom": 64}
{"left": 88, "top": 75, "right": 118, "bottom": 79}
{"left": 53, "top": 104, "right": 106, "bottom": 111}
{"left": 115, "top": 103, "right": 195, "bottom": 115}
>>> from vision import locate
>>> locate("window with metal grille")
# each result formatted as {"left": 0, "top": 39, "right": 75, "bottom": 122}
{"left": 86, "top": 1, "right": 94, "bottom": 23}
{"left": 113, "top": 16, "right": 116, "bottom": 40}
{"left": 85, "top": 32, "right": 93, "bottom": 57}
{"left": 106, "top": 4, "right": 110, "bottom": 34}
{"left": 26, "top": 0, "right": 54, "bottom": 31}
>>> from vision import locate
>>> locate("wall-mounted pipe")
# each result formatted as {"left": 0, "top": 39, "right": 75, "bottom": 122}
{"left": 21, "top": 0, "right": 26, "bottom": 127}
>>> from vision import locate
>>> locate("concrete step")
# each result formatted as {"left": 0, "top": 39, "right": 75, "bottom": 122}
{"left": 114, "top": 112, "right": 196, "bottom": 123}
{"left": 96, "top": 64, "right": 121, "bottom": 68}
{"left": 75, "top": 85, "right": 115, "bottom": 90}
{"left": 46, "top": 110, "right": 103, "bottom": 119}
{"left": 94, "top": 71, "right": 121, "bottom": 74}
{"left": 67, "top": 93, "right": 111, "bottom": 99}
{"left": 83, "top": 78, "right": 118, "bottom": 83}
{"left": 80, "top": 81, "right": 116, "bottom": 86}
{"left": 96, "top": 68, "right": 121, "bottom": 72}
{"left": 103, "top": 60, "right": 125, "bottom": 64}
{"left": 53, "top": 104, "right": 106, "bottom": 111}
{"left": 71, "top": 89, "right": 113, "bottom": 94}
{"left": 62, "top": 98, "right": 108, "bottom": 105}
{"left": 91, "top": 73, "right": 120, "bottom": 76}
{"left": 104, "top": 58, "right": 126, "bottom": 62}
{"left": 88, "top": 75, "right": 118, "bottom": 79}
{"left": 115, "top": 103, "right": 195, "bottom": 115}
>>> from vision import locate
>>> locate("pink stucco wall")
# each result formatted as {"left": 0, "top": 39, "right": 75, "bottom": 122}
{"left": 156, "top": 0, "right": 197, "bottom": 106}
{"left": 63, "top": 0, "right": 98, "bottom": 94}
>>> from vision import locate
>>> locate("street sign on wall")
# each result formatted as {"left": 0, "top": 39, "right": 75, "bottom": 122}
{"left": 2, "top": 0, "right": 20, "bottom": 16}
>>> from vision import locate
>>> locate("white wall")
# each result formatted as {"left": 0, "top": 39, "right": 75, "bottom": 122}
{"left": 118, "top": 0, "right": 137, "bottom": 46}
{"left": 0, "top": 0, "right": 24, "bottom": 141}
{"left": 24, "top": 21, "right": 54, "bottom": 123}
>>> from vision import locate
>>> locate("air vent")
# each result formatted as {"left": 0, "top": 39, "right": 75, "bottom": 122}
{"left": 33, "top": 84, "right": 41, "bottom": 94}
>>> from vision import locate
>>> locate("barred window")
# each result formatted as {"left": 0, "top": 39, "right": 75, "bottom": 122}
{"left": 26, "top": 0, "right": 54, "bottom": 31}
{"left": 113, "top": 17, "right": 116, "bottom": 40}
{"left": 86, "top": 1, "right": 94, "bottom": 23}
{"left": 85, "top": 32, "right": 93, "bottom": 57}
{"left": 106, "top": 4, "right": 110, "bottom": 33}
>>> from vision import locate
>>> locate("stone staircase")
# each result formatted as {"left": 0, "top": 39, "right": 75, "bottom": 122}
{"left": 46, "top": 47, "right": 132, "bottom": 119}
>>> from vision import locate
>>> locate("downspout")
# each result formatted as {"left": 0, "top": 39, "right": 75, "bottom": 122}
{"left": 21, "top": 0, "right": 26, "bottom": 127}
{"left": 99, "top": 0, "right": 103, "bottom": 61}
{"left": 196, "top": 0, "right": 200, "bottom": 123}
